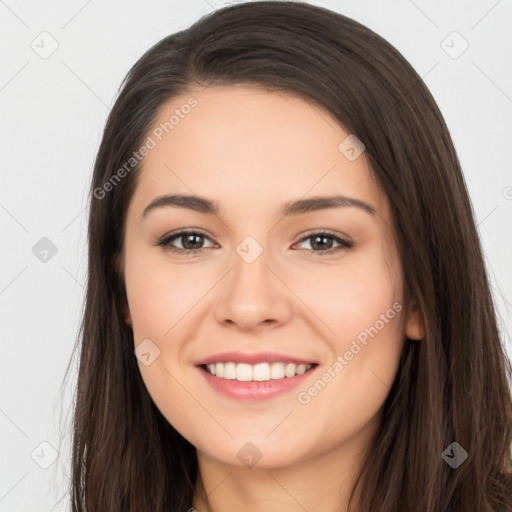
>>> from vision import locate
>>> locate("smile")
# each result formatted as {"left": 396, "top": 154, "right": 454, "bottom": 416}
{"left": 202, "top": 362, "right": 315, "bottom": 381}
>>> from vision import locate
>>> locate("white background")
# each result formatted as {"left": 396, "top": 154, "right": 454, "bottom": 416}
{"left": 1, "top": 0, "right": 511, "bottom": 510}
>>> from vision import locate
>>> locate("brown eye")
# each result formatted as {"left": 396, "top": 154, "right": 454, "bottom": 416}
{"left": 294, "top": 231, "right": 353, "bottom": 253}
{"left": 156, "top": 230, "right": 215, "bottom": 254}
{"left": 155, "top": 229, "right": 353, "bottom": 256}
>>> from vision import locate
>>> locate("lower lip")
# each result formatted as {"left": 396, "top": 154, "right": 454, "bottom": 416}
{"left": 197, "top": 365, "right": 317, "bottom": 401}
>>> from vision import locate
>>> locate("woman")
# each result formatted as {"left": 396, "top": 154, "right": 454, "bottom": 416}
{"left": 65, "top": 1, "right": 512, "bottom": 510}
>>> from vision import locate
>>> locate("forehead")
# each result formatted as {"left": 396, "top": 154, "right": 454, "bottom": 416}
{"left": 129, "top": 84, "right": 388, "bottom": 220}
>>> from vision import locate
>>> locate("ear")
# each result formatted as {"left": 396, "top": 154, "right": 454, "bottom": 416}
{"left": 405, "top": 297, "right": 425, "bottom": 340}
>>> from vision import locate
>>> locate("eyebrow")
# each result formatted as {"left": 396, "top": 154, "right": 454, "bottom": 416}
{"left": 142, "top": 193, "right": 376, "bottom": 219}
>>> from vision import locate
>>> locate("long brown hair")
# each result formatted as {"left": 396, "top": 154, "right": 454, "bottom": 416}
{"left": 62, "top": 1, "right": 512, "bottom": 510}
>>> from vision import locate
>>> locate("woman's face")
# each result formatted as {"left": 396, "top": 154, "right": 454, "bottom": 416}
{"left": 122, "top": 84, "right": 424, "bottom": 469}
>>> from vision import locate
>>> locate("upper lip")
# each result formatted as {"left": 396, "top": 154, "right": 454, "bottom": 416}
{"left": 195, "top": 351, "right": 317, "bottom": 366}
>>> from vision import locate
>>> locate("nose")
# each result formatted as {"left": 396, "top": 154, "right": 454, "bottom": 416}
{"left": 214, "top": 247, "right": 293, "bottom": 332}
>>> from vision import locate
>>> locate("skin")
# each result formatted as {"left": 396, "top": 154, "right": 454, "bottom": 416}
{"left": 121, "top": 84, "right": 425, "bottom": 512}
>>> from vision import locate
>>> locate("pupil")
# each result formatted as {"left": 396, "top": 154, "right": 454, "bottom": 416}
{"left": 179, "top": 234, "right": 334, "bottom": 251}
{"left": 184, "top": 234, "right": 203, "bottom": 249}
{"left": 312, "top": 235, "right": 332, "bottom": 250}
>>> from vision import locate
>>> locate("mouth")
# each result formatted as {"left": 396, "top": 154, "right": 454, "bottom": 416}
{"left": 199, "top": 361, "right": 317, "bottom": 381}
{"left": 195, "top": 353, "right": 319, "bottom": 400}
{"left": 194, "top": 351, "right": 319, "bottom": 400}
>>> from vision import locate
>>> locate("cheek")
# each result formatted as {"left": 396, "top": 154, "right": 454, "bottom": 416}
{"left": 124, "top": 252, "right": 207, "bottom": 342}
{"left": 124, "top": 254, "right": 203, "bottom": 433}
{"left": 295, "top": 248, "right": 403, "bottom": 345}
{"left": 291, "top": 246, "right": 405, "bottom": 406}
{"left": 292, "top": 290, "right": 405, "bottom": 458}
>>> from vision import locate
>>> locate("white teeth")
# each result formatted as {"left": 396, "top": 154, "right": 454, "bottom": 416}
{"left": 204, "top": 362, "right": 313, "bottom": 381}
{"left": 253, "top": 363, "right": 270, "bottom": 381}
{"left": 224, "top": 362, "right": 237, "bottom": 379}
{"left": 296, "top": 364, "right": 306, "bottom": 375}
{"left": 236, "top": 363, "right": 253, "bottom": 381}
{"left": 284, "top": 363, "right": 296, "bottom": 378}
{"left": 270, "top": 362, "right": 285, "bottom": 379}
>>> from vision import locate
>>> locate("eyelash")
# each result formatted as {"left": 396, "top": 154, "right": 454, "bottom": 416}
{"left": 155, "top": 229, "right": 354, "bottom": 256}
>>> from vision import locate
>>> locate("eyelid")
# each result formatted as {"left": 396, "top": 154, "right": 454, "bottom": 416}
{"left": 155, "top": 228, "right": 216, "bottom": 251}
{"left": 292, "top": 229, "right": 353, "bottom": 251}
{"left": 294, "top": 228, "right": 352, "bottom": 244}
{"left": 155, "top": 228, "right": 354, "bottom": 254}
